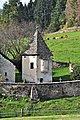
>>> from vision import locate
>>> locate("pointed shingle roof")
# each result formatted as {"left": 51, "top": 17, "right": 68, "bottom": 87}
{"left": 24, "top": 28, "right": 53, "bottom": 59}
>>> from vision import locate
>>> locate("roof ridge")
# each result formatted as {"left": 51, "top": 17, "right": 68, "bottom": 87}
{"left": 0, "top": 51, "right": 15, "bottom": 65}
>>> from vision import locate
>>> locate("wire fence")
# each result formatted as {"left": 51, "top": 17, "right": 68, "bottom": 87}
{"left": 0, "top": 109, "right": 80, "bottom": 118}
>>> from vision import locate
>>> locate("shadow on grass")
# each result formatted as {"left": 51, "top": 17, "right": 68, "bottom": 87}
{"left": 52, "top": 75, "right": 70, "bottom": 82}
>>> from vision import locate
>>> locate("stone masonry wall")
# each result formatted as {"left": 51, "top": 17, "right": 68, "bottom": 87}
{"left": 0, "top": 80, "right": 80, "bottom": 100}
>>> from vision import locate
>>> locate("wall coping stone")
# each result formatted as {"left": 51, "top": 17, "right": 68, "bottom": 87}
{"left": 0, "top": 80, "right": 80, "bottom": 85}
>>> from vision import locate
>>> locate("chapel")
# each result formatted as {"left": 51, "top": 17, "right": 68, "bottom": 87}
{"left": 22, "top": 27, "right": 53, "bottom": 83}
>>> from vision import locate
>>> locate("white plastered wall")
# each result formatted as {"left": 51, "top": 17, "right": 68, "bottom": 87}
{"left": 37, "top": 57, "right": 52, "bottom": 83}
{"left": 22, "top": 55, "right": 52, "bottom": 83}
{"left": 22, "top": 55, "right": 37, "bottom": 82}
{"left": 0, "top": 54, "right": 15, "bottom": 82}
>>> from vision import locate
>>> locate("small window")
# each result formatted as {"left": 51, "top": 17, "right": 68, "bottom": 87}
{"left": 30, "top": 62, "right": 34, "bottom": 69}
{"left": 5, "top": 72, "right": 7, "bottom": 77}
{"left": 5, "top": 78, "right": 9, "bottom": 82}
{"left": 24, "top": 56, "right": 26, "bottom": 58}
{"left": 40, "top": 78, "right": 43, "bottom": 83}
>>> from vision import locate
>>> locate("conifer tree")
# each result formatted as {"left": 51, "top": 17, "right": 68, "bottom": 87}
{"left": 27, "top": 0, "right": 34, "bottom": 21}
{"left": 24, "top": 4, "right": 29, "bottom": 22}
{"left": 1, "top": 2, "right": 10, "bottom": 23}
{"left": 1, "top": 0, "right": 24, "bottom": 23}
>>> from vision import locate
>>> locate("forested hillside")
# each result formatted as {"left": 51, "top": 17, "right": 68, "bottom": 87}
{"left": 0, "top": 0, "right": 80, "bottom": 31}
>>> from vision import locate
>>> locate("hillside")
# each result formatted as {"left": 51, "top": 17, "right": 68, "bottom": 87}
{"left": 45, "top": 30, "right": 80, "bottom": 80}
{"left": 0, "top": 0, "right": 80, "bottom": 31}
{"left": 45, "top": 31, "right": 80, "bottom": 64}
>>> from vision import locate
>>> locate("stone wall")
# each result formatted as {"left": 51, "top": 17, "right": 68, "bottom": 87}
{"left": 0, "top": 80, "right": 80, "bottom": 100}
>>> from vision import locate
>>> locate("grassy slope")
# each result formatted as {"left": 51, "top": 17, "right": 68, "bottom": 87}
{"left": 45, "top": 31, "right": 80, "bottom": 63}
{"left": 45, "top": 31, "right": 80, "bottom": 79}
{"left": 52, "top": 67, "right": 70, "bottom": 81}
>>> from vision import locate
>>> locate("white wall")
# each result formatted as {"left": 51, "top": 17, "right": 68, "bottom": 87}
{"left": 37, "top": 57, "right": 52, "bottom": 83}
{"left": 22, "top": 55, "right": 52, "bottom": 83}
{"left": 0, "top": 54, "right": 15, "bottom": 82}
{"left": 22, "top": 55, "right": 37, "bottom": 82}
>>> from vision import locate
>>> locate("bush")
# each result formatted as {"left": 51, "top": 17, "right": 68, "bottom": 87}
{"left": 70, "top": 64, "right": 80, "bottom": 80}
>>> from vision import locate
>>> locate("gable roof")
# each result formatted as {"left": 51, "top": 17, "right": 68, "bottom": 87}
{"left": 0, "top": 51, "right": 15, "bottom": 66}
{"left": 23, "top": 28, "right": 53, "bottom": 59}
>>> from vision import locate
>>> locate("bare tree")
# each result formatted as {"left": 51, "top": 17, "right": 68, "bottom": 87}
{"left": 0, "top": 21, "right": 37, "bottom": 71}
{"left": 0, "top": 21, "right": 36, "bottom": 57}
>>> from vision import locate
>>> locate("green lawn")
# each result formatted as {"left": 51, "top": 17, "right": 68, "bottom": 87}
{"left": 45, "top": 31, "right": 80, "bottom": 79}
{"left": 1, "top": 115, "right": 80, "bottom": 120}
{"left": 45, "top": 31, "right": 80, "bottom": 64}
{"left": 53, "top": 67, "right": 70, "bottom": 81}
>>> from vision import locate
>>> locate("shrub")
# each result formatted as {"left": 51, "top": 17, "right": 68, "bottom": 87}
{"left": 70, "top": 64, "right": 80, "bottom": 80}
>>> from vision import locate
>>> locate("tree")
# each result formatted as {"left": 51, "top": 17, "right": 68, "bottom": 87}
{"left": 0, "top": 21, "right": 36, "bottom": 71}
{"left": 0, "top": 9, "right": 2, "bottom": 15}
{"left": 1, "top": 0, "right": 24, "bottom": 23}
{"left": 65, "top": 0, "right": 77, "bottom": 27}
{"left": 48, "top": 19, "right": 60, "bottom": 32}
{"left": 17, "top": 2, "right": 24, "bottom": 22}
{"left": 1, "top": 2, "right": 11, "bottom": 23}
{"left": 70, "top": 64, "right": 80, "bottom": 80}
{"left": 77, "top": 0, "right": 80, "bottom": 25}
{"left": 23, "top": 4, "right": 29, "bottom": 22}
{"left": 49, "top": 0, "right": 67, "bottom": 32}
{"left": 27, "top": 0, "right": 34, "bottom": 21}
{"left": 34, "top": 0, "right": 56, "bottom": 30}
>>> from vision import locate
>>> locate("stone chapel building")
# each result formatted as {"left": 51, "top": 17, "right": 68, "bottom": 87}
{"left": 22, "top": 28, "right": 53, "bottom": 83}
{"left": 0, "top": 51, "right": 15, "bottom": 82}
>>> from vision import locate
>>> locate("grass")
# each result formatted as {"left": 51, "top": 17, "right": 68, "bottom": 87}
{"left": 0, "top": 115, "right": 80, "bottom": 120}
{"left": 53, "top": 67, "right": 70, "bottom": 81}
{"left": 33, "top": 96, "right": 80, "bottom": 112}
{"left": 45, "top": 31, "right": 80, "bottom": 79}
{"left": 45, "top": 31, "right": 80, "bottom": 64}
{"left": 0, "top": 96, "right": 80, "bottom": 117}
{"left": 0, "top": 96, "right": 28, "bottom": 113}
